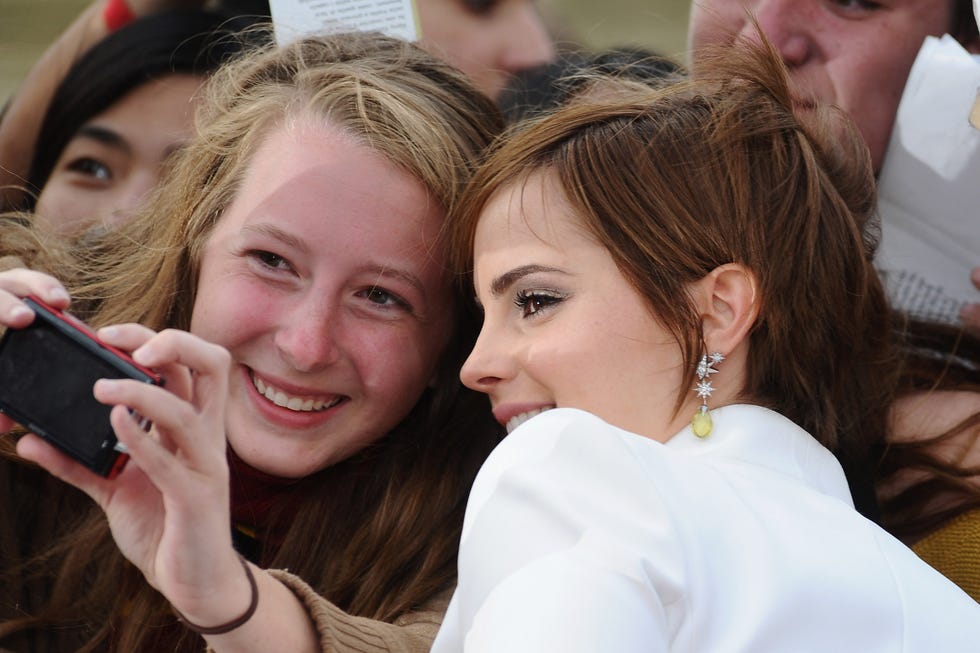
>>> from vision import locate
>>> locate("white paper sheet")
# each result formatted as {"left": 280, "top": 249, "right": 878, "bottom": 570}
{"left": 875, "top": 35, "right": 980, "bottom": 325}
{"left": 269, "top": 0, "right": 419, "bottom": 48}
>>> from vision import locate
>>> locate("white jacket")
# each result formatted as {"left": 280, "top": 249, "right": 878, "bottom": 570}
{"left": 432, "top": 405, "right": 980, "bottom": 652}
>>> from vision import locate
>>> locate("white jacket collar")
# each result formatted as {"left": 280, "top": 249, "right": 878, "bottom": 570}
{"left": 664, "top": 404, "right": 853, "bottom": 505}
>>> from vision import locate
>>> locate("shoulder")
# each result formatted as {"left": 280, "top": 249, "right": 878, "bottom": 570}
{"left": 458, "top": 408, "right": 687, "bottom": 582}
{"left": 487, "top": 406, "right": 670, "bottom": 468}
{"left": 466, "top": 408, "right": 662, "bottom": 512}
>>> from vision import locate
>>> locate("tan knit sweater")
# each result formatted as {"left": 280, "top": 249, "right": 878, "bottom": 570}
{"left": 204, "top": 570, "right": 449, "bottom": 653}
{"left": 913, "top": 508, "right": 980, "bottom": 602}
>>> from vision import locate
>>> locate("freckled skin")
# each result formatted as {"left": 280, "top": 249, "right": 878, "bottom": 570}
{"left": 190, "top": 120, "right": 454, "bottom": 478}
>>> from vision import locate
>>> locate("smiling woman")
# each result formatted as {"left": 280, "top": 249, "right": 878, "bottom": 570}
{"left": 189, "top": 121, "right": 456, "bottom": 479}
{"left": 0, "top": 31, "right": 504, "bottom": 652}
{"left": 432, "top": 37, "right": 980, "bottom": 652}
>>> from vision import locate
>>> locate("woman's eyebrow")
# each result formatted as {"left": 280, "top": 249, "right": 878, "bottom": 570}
{"left": 490, "top": 264, "right": 561, "bottom": 298}
{"left": 73, "top": 125, "right": 130, "bottom": 155}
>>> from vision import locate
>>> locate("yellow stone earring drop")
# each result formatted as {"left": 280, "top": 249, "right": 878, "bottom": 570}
{"left": 692, "top": 352, "right": 724, "bottom": 438}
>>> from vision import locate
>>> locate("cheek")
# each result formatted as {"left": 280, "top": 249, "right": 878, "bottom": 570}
{"left": 190, "top": 276, "right": 271, "bottom": 350}
{"left": 356, "top": 335, "right": 434, "bottom": 429}
{"left": 826, "top": 52, "right": 908, "bottom": 169}
{"left": 358, "top": 317, "right": 451, "bottom": 400}
{"left": 521, "top": 335, "right": 588, "bottom": 388}
{"left": 34, "top": 185, "right": 102, "bottom": 234}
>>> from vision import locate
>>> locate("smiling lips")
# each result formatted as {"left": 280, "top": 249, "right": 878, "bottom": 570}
{"left": 251, "top": 372, "right": 344, "bottom": 413}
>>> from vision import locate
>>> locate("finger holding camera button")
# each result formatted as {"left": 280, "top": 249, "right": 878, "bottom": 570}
{"left": 134, "top": 327, "right": 232, "bottom": 421}
{"left": 98, "top": 331, "right": 239, "bottom": 616}
{"left": 98, "top": 323, "right": 194, "bottom": 404}
{"left": 95, "top": 340, "right": 232, "bottom": 597}
{"left": 93, "top": 329, "right": 231, "bottom": 472}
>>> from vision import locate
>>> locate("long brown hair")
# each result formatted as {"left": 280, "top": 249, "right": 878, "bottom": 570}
{"left": 451, "top": 39, "right": 896, "bottom": 493}
{"left": 877, "top": 317, "right": 980, "bottom": 540}
{"left": 0, "top": 30, "right": 504, "bottom": 651}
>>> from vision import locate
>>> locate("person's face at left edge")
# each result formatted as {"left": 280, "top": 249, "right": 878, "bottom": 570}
{"left": 34, "top": 74, "right": 203, "bottom": 235}
{"left": 460, "top": 171, "right": 695, "bottom": 443}
{"left": 190, "top": 117, "right": 455, "bottom": 479}
{"left": 416, "top": 0, "right": 556, "bottom": 100}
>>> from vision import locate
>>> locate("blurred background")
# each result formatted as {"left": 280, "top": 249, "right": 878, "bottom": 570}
{"left": 0, "top": 0, "right": 693, "bottom": 99}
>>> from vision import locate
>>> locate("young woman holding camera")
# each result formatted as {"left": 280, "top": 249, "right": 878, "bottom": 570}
{"left": 0, "top": 31, "right": 503, "bottom": 652}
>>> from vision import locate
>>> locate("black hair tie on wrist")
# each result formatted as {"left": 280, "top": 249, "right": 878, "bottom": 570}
{"left": 175, "top": 553, "right": 259, "bottom": 635}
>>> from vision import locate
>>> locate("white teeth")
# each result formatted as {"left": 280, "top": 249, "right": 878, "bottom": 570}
{"left": 506, "top": 407, "right": 552, "bottom": 434}
{"left": 251, "top": 373, "right": 340, "bottom": 413}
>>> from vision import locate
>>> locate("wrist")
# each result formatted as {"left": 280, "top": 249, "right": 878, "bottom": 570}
{"left": 173, "top": 554, "right": 259, "bottom": 635}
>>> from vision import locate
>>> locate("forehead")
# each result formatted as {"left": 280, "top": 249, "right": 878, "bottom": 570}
{"left": 218, "top": 118, "right": 446, "bottom": 255}
{"left": 79, "top": 74, "right": 203, "bottom": 150}
{"left": 92, "top": 74, "right": 201, "bottom": 128}
{"left": 476, "top": 172, "right": 586, "bottom": 246}
{"left": 472, "top": 170, "right": 612, "bottom": 287}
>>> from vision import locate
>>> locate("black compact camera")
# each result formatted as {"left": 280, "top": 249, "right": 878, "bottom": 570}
{"left": 0, "top": 296, "right": 162, "bottom": 478}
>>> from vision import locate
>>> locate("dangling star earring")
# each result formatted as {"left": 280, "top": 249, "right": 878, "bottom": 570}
{"left": 692, "top": 352, "right": 724, "bottom": 438}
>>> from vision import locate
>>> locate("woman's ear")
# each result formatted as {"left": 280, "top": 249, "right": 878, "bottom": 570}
{"left": 695, "top": 263, "right": 759, "bottom": 354}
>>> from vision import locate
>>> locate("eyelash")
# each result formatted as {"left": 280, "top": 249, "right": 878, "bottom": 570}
{"left": 247, "top": 250, "right": 413, "bottom": 313}
{"left": 513, "top": 289, "right": 564, "bottom": 318}
{"left": 66, "top": 157, "right": 112, "bottom": 181}
{"left": 359, "top": 287, "right": 413, "bottom": 312}
{"left": 249, "top": 249, "right": 291, "bottom": 271}
{"left": 830, "top": 0, "right": 882, "bottom": 13}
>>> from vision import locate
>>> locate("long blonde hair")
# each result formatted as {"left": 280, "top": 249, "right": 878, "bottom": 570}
{"left": 0, "top": 30, "right": 504, "bottom": 651}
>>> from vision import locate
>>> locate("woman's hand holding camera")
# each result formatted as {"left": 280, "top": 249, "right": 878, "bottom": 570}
{"left": 15, "top": 319, "right": 254, "bottom": 630}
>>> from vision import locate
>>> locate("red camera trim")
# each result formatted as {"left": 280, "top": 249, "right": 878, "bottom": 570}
{"left": 24, "top": 296, "right": 162, "bottom": 384}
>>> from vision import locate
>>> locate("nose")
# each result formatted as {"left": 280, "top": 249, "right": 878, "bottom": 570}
{"left": 459, "top": 326, "right": 510, "bottom": 394}
{"left": 739, "top": 0, "right": 812, "bottom": 68}
{"left": 274, "top": 301, "right": 343, "bottom": 372}
{"left": 499, "top": 4, "right": 556, "bottom": 74}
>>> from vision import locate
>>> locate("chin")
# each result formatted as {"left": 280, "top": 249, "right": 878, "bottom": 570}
{"left": 229, "top": 441, "right": 324, "bottom": 479}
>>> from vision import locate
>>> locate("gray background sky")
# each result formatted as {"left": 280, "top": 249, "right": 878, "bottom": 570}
{"left": 0, "top": 0, "right": 693, "bottom": 99}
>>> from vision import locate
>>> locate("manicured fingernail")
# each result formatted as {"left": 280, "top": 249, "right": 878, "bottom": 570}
{"left": 98, "top": 326, "right": 118, "bottom": 339}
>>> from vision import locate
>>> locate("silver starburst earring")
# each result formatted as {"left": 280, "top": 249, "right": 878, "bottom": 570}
{"left": 692, "top": 352, "right": 724, "bottom": 438}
